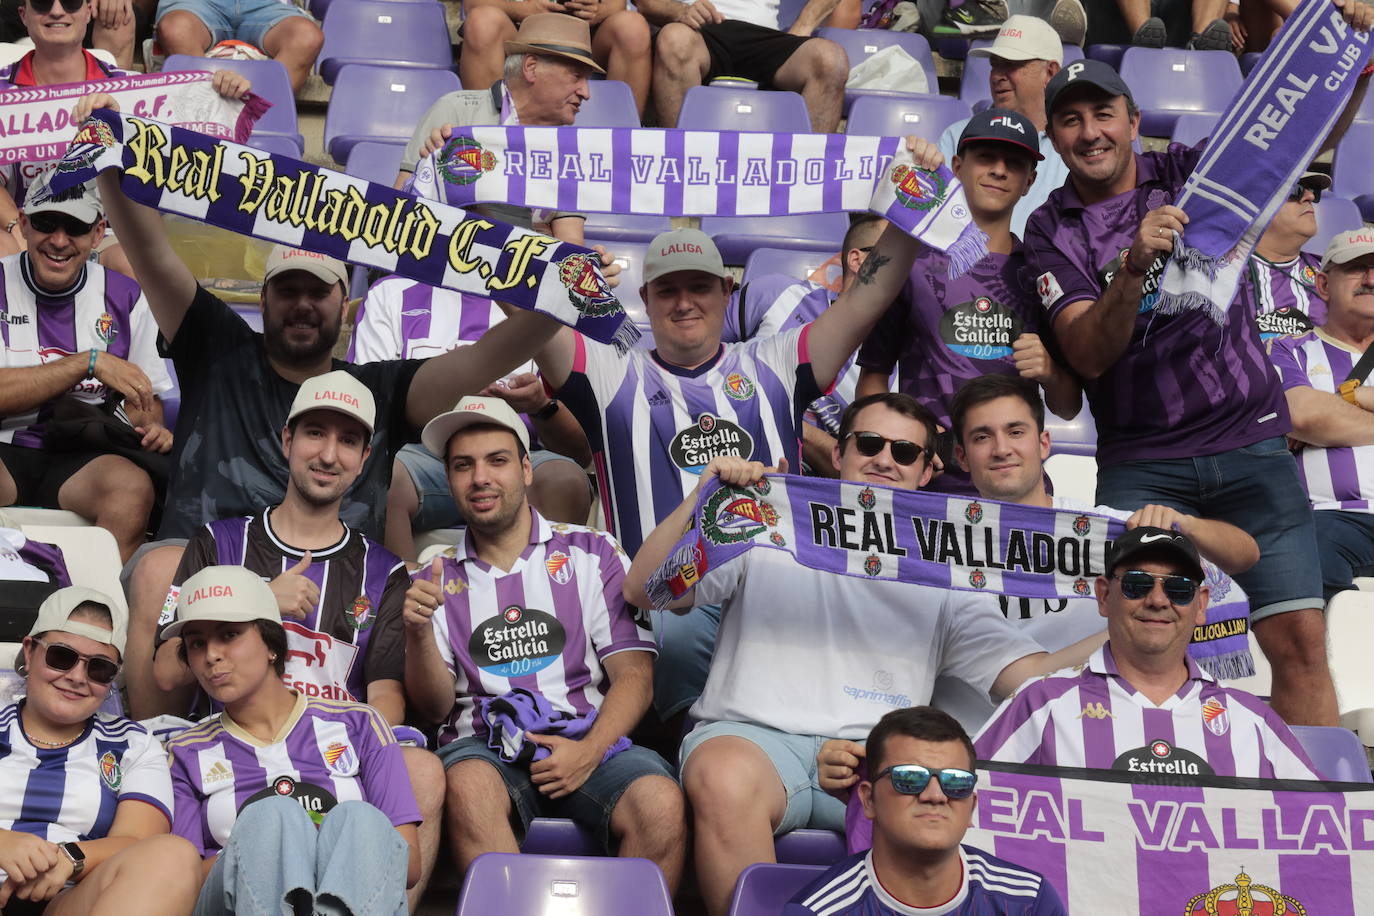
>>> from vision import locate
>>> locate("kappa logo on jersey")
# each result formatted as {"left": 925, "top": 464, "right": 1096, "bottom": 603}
{"left": 347, "top": 595, "right": 373, "bottom": 631}
{"left": 889, "top": 164, "right": 946, "bottom": 212}
{"left": 1036, "top": 271, "right": 1063, "bottom": 308}
{"left": 938, "top": 296, "right": 1022, "bottom": 360}
{"left": 545, "top": 550, "right": 573, "bottom": 585}
{"left": 471, "top": 606, "right": 567, "bottom": 677}
{"left": 94, "top": 313, "right": 116, "bottom": 344}
{"left": 202, "top": 760, "right": 233, "bottom": 789}
{"left": 722, "top": 372, "right": 756, "bottom": 401}
{"left": 444, "top": 577, "right": 467, "bottom": 595}
{"left": 321, "top": 740, "right": 359, "bottom": 776}
{"left": 670, "top": 413, "right": 754, "bottom": 475}
{"left": 1077, "top": 702, "right": 1113, "bottom": 720}
{"left": 1201, "top": 697, "right": 1229, "bottom": 736}
{"left": 99, "top": 750, "right": 122, "bottom": 790}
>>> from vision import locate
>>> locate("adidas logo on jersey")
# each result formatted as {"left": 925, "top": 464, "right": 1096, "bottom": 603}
{"left": 202, "top": 760, "right": 233, "bottom": 788}
{"left": 647, "top": 390, "right": 670, "bottom": 407}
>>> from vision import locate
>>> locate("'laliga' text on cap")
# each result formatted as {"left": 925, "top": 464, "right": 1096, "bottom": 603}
{"left": 642, "top": 228, "right": 730, "bottom": 285}
{"left": 287, "top": 370, "right": 377, "bottom": 435}
{"left": 421, "top": 396, "right": 532, "bottom": 457}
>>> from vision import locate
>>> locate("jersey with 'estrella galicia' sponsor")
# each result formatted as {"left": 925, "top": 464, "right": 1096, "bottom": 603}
{"left": 0, "top": 252, "right": 172, "bottom": 446}
{"left": 557, "top": 326, "right": 820, "bottom": 554}
{"left": 165, "top": 693, "right": 421, "bottom": 857}
{"left": 0, "top": 703, "right": 173, "bottom": 882}
{"left": 1238, "top": 251, "right": 1326, "bottom": 342}
{"left": 162, "top": 508, "right": 409, "bottom": 704}
{"left": 785, "top": 846, "right": 1066, "bottom": 915}
{"left": 424, "top": 508, "right": 656, "bottom": 745}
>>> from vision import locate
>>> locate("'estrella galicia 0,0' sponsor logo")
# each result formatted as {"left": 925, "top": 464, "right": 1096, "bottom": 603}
{"left": 670, "top": 413, "right": 754, "bottom": 474}
{"left": 470, "top": 606, "right": 567, "bottom": 678}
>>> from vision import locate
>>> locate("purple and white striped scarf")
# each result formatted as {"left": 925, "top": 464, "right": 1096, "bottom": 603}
{"left": 645, "top": 474, "right": 1254, "bottom": 678}
{"left": 1157, "top": 0, "right": 1371, "bottom": 321}
{"left": 42, "top": 109, "right": 640, "bottom": 351}
{"left": 416, "top": 129, "right": 989, "bottom": 275}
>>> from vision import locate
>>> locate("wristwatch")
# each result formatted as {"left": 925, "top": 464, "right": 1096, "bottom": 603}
{"left": 532, "top": 399, "right": 561, "bottom": 421}
{"left": 1339, "top": 379, "right": 1362, "bottom": 405}
{"left": 59, "top": 842, "right": 84, "bottom": 877}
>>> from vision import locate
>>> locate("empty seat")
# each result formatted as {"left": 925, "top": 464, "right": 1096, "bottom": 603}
{"left": 456, "top": 853, "right": 674, "bottom": 916}
{"left": 701, "top": 212, "right": 849, "bottom": 264}
{"left": 23, "top": 524, "right": 127, "bottom": 613}
{"left": 1169, "top": 111, "right": 1217, "bottom": 148}
{"left": 586, "top": 238, "right": 650, "bottom": 332}
{"left": 1084, "top": 43, "right": 1128, "bottom": 69}
{"left": 1332, "top": 121, "right": 1374, "bottom": 223}
{"left": 575, "top": 79, "right": 640, "bottom": 127}
{"left": 317, "top": 0, "right": 453, "bottom": 85}
{"left": 1240, "top": 51, "right": 1262, "bottom": 76}
{"left": 1120, "top": 47, "right": 1242, "bottom": 137}
{"left": 162, "top": 55, "right": 304, "bottom": 153}
{"left": 1305, "top": 196, "right": 1364, "bottom": 256}
{"left": 1043, "top": 453, "right": 1097, "bottom": 504}
{"left": 244, "top": 134, "right": 305, "bottom": 157}
{"left": 1045, "top": 398, "right": 1097, "bottom": 457}
{"left": 344, "top": 140, "right": 407, "bottom": 185}
{"left": 741, "top": 247, "right": 839, "bottom": 288}
{"left": 676, "top": 84, "right": 809, "bottom": 131}
{"left": 323, "top": 64, "right": 460, "bottom": 163}
{"left": 520, "top": 818, "right": 602, "bottom": 857}
{"left": 846, "top": 94, "right": 972, "bottom": 143}
{"left": 774, "top": 829, "right": 847, "bottom": 866}
{"left": 1327, "top": 590, "right": 1374, "bottom": 723}
{"left": 1290, "top": 726, "right": 1373, "bottom": 783}
{"left": 728, "top": 863, "right": 829, "bottom": 915}
{"left": 815, "top": 27, "right": 940, "bottom": 113}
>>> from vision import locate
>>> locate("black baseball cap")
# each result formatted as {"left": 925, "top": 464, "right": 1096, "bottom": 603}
{"left": 956, "top": 108, "right": 1044, "bottom": 161}
{"left": 1106, "top": 527, "right": 1205, "bottom": 582}
{"left": 1044, "top": 59, "right": 1134, "bottom": 118}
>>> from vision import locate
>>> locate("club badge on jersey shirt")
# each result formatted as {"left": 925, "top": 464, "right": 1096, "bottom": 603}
{"left": 99, "top": 750, "right": 122, "bottom": 790}
{"left": 1202, "top": 697, "right": 1229, "bottom": 736}
{"left": 545, "top": 551, "right": 573, "bottom": 585}
{"left": 321, "top": 739, "right": 359, "bottom": 777}
{"left": 94, "top": 313, "right": 116, "bottom": 344}
{"left": 347, "top": 595, "right": 373, "bottom": 631}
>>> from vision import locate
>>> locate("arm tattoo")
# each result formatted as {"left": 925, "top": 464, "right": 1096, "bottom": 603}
{"left": 856, "top": 253, "right": 891, "bottom": 286}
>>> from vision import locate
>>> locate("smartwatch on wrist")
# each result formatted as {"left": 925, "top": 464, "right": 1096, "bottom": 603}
{"left": 59, "top": 842, "right": 85, "bottom": 877}
{"left": 532, "top": 399, "right": 561, "bottom": 421}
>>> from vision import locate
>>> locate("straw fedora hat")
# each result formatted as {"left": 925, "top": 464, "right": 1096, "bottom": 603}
{"left": 504, "top": 13, "right": 605, "bottom": 73}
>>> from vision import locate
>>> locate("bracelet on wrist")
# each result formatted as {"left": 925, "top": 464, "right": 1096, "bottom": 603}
{"left": 85, "top": 348, "right": 98, "bottom": 380}
{"left": 1121, "top": 256, "right": 1146, "bottom": 278}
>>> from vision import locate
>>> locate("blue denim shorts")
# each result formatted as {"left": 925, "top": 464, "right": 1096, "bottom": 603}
{"left": 397, "top": 442, "right": 587, "bottom": 532}
{"left": 155, "top": 0, "right": 315, "bottom": 51}
{"left": 1096, "top": 437, "right": 1323, "bottom": 622}
{"left": 436, "top": 736, "right": 675, "bottom": 850}
{"left": 679, "top": 720, "right": 847, "bottom": 834}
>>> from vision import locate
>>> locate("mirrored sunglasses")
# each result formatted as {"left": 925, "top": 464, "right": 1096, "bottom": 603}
{"left": 1116, "top": 569, "right": 1199, "bottom": 605}
{"left": 877, "top": 764, "right": 978, "bottom": 799}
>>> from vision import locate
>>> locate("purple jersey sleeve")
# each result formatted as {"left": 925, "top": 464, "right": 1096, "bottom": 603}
{"left": 588, "top": 532, "right": 657, "bottom": 661}
{"left": 1266, "top": 332, "right": 1314, "bottom": 392}
{"left": 972, "top": 677, "right": 1077, "bottom": 764}
{"left": 353, "top": 705, "right": 422, "bottom": 827}
{"left": 1024, "top": 207, "right": 1100, "bottom": 322}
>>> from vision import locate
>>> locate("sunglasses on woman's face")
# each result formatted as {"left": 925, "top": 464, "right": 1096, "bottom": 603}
{"left": 843, "top": 431, "right": 924, "bottom": 466}
{"left": 876, "top": 764, "right": 978, "bottom": 799}
{"left": 32, "top": 637, "right": 119, "bottom": 685}
{"left": 26, "top": 0, "right": 87, "bottom": 15}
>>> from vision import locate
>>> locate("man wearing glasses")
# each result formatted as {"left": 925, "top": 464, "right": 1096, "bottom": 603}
{"left": 625, "top": 392, "right": 1091, "bottom": 916}
{"left": 972, "top": 526, "right": 1322, "bottom": 779}
{"left": 787, "top": 706, "right": 1065, "bottom": 915}
{"left": 1237, "top": 172, "right": 1331, "bottom": 342}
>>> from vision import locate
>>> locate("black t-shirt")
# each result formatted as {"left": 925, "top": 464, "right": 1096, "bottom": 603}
{"left": 157, "top": 286, "right": 423, "bottom": 540}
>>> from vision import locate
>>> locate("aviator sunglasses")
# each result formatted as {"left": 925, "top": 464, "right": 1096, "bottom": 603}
{"left": 843, "top": 431, "right": 924, "bottom": 466}
{"left": 1288, "top": 182, "right": 1322, "bottom": 204}
{"left": 1113, "top": 569, "right": 1199, "bottom": 606}
{"left": 27, "top": 211, "right": 97, "bottom": 238}
{"left": 25, "top": 0, "right": 87, "bottom": 14}
{"left": 31, "top": 637, "right": 119, "bottom": 685}
{"left": 876, "top": 764, "right": 978, "bottom": 799}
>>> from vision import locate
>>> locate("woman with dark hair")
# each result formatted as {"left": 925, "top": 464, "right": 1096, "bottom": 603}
{"left": 0, "top": 586, "right": 200, "bottom": 916}
{"left": 162, "top": 565, "right": 421, "bottom": 916}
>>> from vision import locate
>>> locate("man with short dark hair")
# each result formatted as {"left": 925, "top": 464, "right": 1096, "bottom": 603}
{"left": 787, "top": 706, "right": 1065, "bottom": 916}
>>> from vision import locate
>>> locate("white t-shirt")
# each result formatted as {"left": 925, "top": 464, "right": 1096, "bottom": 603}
{"left": 707, "top": 0, "right": 783, "bottom": 29}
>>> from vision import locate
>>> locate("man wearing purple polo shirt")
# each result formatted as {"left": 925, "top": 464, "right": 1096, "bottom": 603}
{"left": 972, "top": 526, "right": 1322, "bottom": 779}
{"left": 1269, "top": 228, "right": 1374, "bottom": 601}
{"left": 1024, "top": 48, "right": 1371, "bottom": 726}
{"left": 401, "top": 396, "right": 686, "bottom": 889}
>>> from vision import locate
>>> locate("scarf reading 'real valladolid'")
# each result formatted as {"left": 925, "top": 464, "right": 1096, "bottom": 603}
{"left": 645, "top": 475, "right": 1254, "bottom": 678}
{"left": 415, "top": 131, "right": 990, "bottom": 277}
{"left": 1157, "top": 0, "right": 1371, "bottom": 321}
{"left": 40, "top": 109, "right": 641, "bottom": 351}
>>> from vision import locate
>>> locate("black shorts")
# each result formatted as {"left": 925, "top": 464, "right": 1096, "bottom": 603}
{"left": 0, "top": 442, "right": 107, "bottom": 508}
{"left": 700, "top": 19, "right": 811, "bottom": 88}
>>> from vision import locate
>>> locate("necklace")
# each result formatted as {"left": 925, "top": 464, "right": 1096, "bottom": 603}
{"left": 25, "top": 728, "right": 78, "bottom": 748}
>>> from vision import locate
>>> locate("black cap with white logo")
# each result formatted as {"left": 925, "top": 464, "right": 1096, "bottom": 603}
{"left": 1106, "top": 526, "right": 1205, "bottom": 582}
{"left": 1044, "top": 59, "right": 1134, "bottom": 118}
{"left": 956, "top": 107, "right": 1044, "bottom": 161}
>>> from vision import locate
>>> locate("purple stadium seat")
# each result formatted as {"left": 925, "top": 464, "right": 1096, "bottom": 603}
{"left": 245, "top": 134, "right": 305, "bottom": 157}
{"left": 701, "top": 212, "right": 849, "bottom": 263}
{"left": 815, "top": 28, "right": 941, "bottom": 113}
{"left": 1085, "top": 43, "right": 1127, "bottom": 69}
{"left": 728, "top": 863, "right": 828, "bottom": 915}
{"left": 777, "top": 0, "right": 807, "bottom": 28}
{"left": 1332, "top": 122, "right": 1374, "bottom": 223}
{"left": 520, "top": 818, "right": 602, "bottom": 857}
{"left": 586, "top": 239, "right": 651, "bottom": 334}
{"left": 1120, "top": 47, "right": 1242, "bottom": 137}
{"left": 1290, "top": 726, "right": 1373, "bottom": 782}
{"left": 677, "top": 84, "right": 810, "bottom": 131}
{"left": 1356, "top": 88, "right": 1374, "bottom": 123}
{"left": 230, "top": 303, "right": 264, "bottom": 332}
{"left": 456, "top": 853, "right": 674, "bottom": 915}
{"left": 1169, "top": 111, "right": 1216, "bottom": 148}
{"left": 323, "top": 64, "right": 460, "bottom": 163}
{"left": 162, "top": 55, "right": 304, "bottom": 153}
{"left": 846, "top": 94, "right": 972, "bottom": 144}
{"left": 317, "top": 0, "right": 454, "bottom": 85}
{"left": 741, "top": 247, "right": 839, "bottom": 287}
{"left": 312, "top": 0, "right": 418, "bottom": 19}
{"left": 960, "top": 40, "right": 1082, "bottom": 108}
{"left": 774, "top": 829, "right": 847, "bottom": 865}
{"left": 574, "top": 83, "right": 670, "bottom": 242}
{"left": 937, "top": 37, "right": 970, "bottom": 60}
{"left": 1306, "top": 196, "right": 1364, "bottom": 256}
{"left": 1045, "top": 399, "right": 1097, "bottom": 457}
{"left": 344, "top": 140, "right": 407, "bottom": 184}
{"left": 1240, "top": 52, "right": 1262, "bottom": 76}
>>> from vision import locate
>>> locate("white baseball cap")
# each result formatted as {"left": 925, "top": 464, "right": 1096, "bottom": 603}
{"left": 161, "top": 566, "right": 282, "bottom": 640}
{"left": 969, "top": 15, "right": 1063, "bottom": 65}
{"left": 1321, "top": 227, "right": 1374, "bottom": 272}
{"left": 287, "top": 370, "right": 376, "bottom": 435}
{"left": 421, "top": 396, "right": 531, "bottom": 457}
{"left": 28, "top": 586, "right": 126, "bottom": 657}
{"left": 643, "top": 228, "right": 730, "bottom": 285}
{"left": 263, "top": 245, "right": 349, "bottom": 288}
{"left": 23, "top": 170, "right": 102, "bottom": 224}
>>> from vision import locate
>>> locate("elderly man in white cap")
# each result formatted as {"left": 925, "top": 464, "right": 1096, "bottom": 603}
{"left": 939, "top": 15, "right": 1070, "bottom": 236}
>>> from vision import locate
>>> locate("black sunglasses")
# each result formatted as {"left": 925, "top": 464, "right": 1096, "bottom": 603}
{"left": 876, "top": 764, "right": 978, "bottom": 799}
{"left": 28, "top": 211, "right": 97, "bottom": 237}
{"left": 26, "top": 0, "right": 86, "bottom": 14}
{"left": 1288, "top": 182, "right": 1322, "bottom": 204}
{"left": 31, "top": 637, "right": 119, "bottom": 685}
{"left": 1113, "top": 569, "right": 1199, "bottom": 605}
{"left": 844, "top": 431, "right": 924, "bottom": 466}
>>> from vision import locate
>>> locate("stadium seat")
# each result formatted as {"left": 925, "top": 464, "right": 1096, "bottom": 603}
{"left": 728, "top": 863, "right": 828, "bottom": 915}
{"left": 1045, "top": 399, "right": 1097, "bottom": 457}
{"left": 1084, "top": 43, "right": 1127, "bottom": 69}
{"left": 815, "top": 28, "right": 940, "bottom": 113}
{"left": 1331, "top": 122, "right": 1374, "bottom": 223}
{"left": 960, "top": 41, "right": 1082, "bottom": 109}
{"left": 676, "top": 85, "right": 810, "bottom": 132}
{"left": 1222, "top": 630, "right": 1271, "bottom": 699}
{"left": 456, "top": 853, "right": 674, "bottom": 915}
{"left": 586, "top": 238, "right": 650, "bottom": 332}
{"left": 701, "top": 212, "right": 849, "bottom": 264}
{"left": 23, "top": 524, "right": 127, "bottom": 613}
{"left": 774, "top": 829, "right": 847, "bottom": 866}
{"left": 317, "top": 0, "right": 454, "bottom": 85}
{"left": 575, "top": 79, "right": 640, "bottom": 127}
{"left": 1043, "top": 453, "right": 1096, "bottom": 504}
{"left": 1, "top": 508, "right": 90, "bottom": 528}
{"left": 1239, "top": 52, "right": 1262, "bottom": 76}
{"left": 521, "top": 818, "right": 602, "bottom": 856}
{"left": 1354, "top": 85, "right": 1374, "bottom": 123}
{"left": 344, "top": 140, "right": 407, "bottom": 185}
{"left": 245, "top": 135, "right": 305, "bottom": 157}
{"left": 741, "top": 247, "right": 840, "bottom": 288}
{"left": 1119, "top": 48, "right": 1242, "bottom": 137}
{"left": 323, "top": 64, "right": 461, "bottom": 163}
{"left": 1306, "top": 196, "right": 1364, "bottom": 256}
{"left": 1289, "top": 726, "right": 1372, "bottom": 782}
{"left": 1169, "top": 111, "right": 1217, "bottom": 148}
{"left": 162, "top": 55, "right": 304, "bottom": 154}
{"left": 845, "top": 94, "right": 972, "bottom": 144}
{"left": 1327, "top": 590, "right": 1374, "bottom": 729}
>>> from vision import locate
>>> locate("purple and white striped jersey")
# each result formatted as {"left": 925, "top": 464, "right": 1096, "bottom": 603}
{"left": 425, "top": 509, "right": 656, "bottom": 745}
{"left": 0, "top": 252, "right": 172, "bottom": 446}
{"left": 558, "top": 327, "right": 820, "bottom": 553}
{"left": 166, "top": 694, "right": 421, "bottom": 857}
{"left": 1025, "top": 144, "right": 1290, "bottom": 467}
{"left": 1238, "top": 252, "right": 1326, "bottom": 341}
{"left": 972, "top": 645, "right": 1320, "bottom": 779}
{"left": 1269, "top": 329, "right": 1373, "bottom": 512}
{"left": 0, "top": 703, "right": 173, "bottom": 881}
{"left": 785, "top": 847, "right": 1066, "bottom": 915}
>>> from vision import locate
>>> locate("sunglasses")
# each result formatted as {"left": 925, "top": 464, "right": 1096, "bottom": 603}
{"left": 876, "top": 764, "right": 978, "bottom": 799}
{"left": 26, "top": 0, "right": 86, "bottom": 14}
{"left": 27, "top": 211, "right": 97, "bottom": 237}
{"left": 844, "top": 431, "right": 924, "bottom": 466}
{"left": 1288, "top": 182, "right": 1322, "bottom": 204}
{"left": 31, "top": 637, "right": 119, "bottom": 685}
{"left": 1114, "top": 569, "right": 1199, "bottom": 605}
